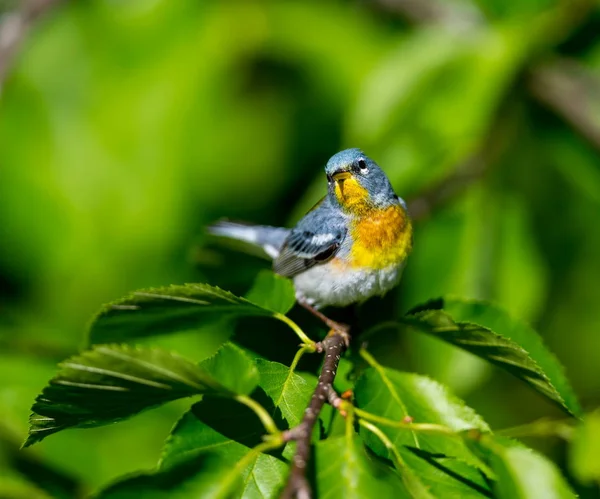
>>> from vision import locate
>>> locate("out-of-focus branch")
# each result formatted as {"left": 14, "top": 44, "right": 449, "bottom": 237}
{"left": 0, "top": 0, "right": 61, "bottom": 88}
{"left": 371, "top": 0, "right": 483, "bottom": 30}
{"left": 377, "top": 0, "right": 600, "bottom": 156}
{"left": 376, "top": 0, "right": 600, "bottom": 217}
{"left": 406, "top": 154, "right": 486, "bottom": 222}
{"left": 407, "top": 100, "right": 515, "bottom": 222}
{"left": 529, "top": 58, "right": 600, "bottom": 151}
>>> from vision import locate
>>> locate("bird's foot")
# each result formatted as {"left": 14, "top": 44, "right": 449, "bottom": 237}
{"left": 298, "top": 299, "right": 351, "bottom": 348}
{"left": 327, "top": 322, "right": 351, "bottom": 348}
{"left": 315, "top": 321, "right": 351, "bottom": 353}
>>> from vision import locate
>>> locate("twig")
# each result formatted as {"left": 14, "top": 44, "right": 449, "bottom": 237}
{"left": 235, "top": 394, "right": 281, "bottom": 436}
{"left": 280, "top": 331, "right": 348, "bottom": 499}
{"left": 406, "top": 98, "right": 516, "bottom": 223}
{"left": 0, "top": 0, "right": 61, "bottom": 88}
{"left": 274, "top": 312, "right": 318, "bottom": 349}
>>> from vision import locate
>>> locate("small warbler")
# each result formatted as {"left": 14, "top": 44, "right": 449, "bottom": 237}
{"left": 209, "top": 148, "right": 412, "bottom": 332}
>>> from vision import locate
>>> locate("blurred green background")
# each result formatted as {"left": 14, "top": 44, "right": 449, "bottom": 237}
{"left": 1, "top": 0, "right": 600, "bottom": 497}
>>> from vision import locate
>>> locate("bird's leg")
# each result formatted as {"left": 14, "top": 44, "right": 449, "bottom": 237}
{"left": 297, "top": 299, "right": 351, "bottom": 348}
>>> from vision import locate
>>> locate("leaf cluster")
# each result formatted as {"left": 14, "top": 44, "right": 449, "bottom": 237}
{"left": 22, "top": 271, "right": 599, "bottom": 498}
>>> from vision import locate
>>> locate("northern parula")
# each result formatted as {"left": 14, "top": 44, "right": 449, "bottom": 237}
{"left": 209, "top": 149, "right": 412, "bottom": 328}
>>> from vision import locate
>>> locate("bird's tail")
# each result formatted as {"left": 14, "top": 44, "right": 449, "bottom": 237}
{"left": 207, "top": 221, "right": 289, "bottom": 259}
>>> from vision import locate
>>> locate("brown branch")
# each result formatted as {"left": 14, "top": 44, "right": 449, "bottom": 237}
{"left": 370, "top": 0, "right": 483, "bottom": 29}
{"left": 529, "top": 58, "right": 600, "bottom": 152}
{"left": 280, "top": 331, "right": 348, "bottom": 499}
{"left": 0, "top": 0, "right": 62, "bottom": 87}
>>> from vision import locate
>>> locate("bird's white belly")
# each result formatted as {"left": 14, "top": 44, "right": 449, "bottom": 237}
{"left": 293, "top": 262, "right": 404, "bottom": 309}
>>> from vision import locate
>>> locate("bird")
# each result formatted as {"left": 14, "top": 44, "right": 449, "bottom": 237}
{"left": 208, "top": 148, "right": 413, "bottom": 336}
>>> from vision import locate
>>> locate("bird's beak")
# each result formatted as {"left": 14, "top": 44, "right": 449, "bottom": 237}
{"left": 332, "top": 171, "right": 352, "bottom": 182}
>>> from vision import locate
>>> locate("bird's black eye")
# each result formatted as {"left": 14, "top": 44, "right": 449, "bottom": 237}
{"left": 357, "top": 158, "right": 368, "bottom": 171}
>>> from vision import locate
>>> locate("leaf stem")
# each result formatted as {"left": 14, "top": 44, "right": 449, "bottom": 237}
{"left": 354, "top": 407, "right": 458, "bottom": 438}
{"left": 359, "top": 419, "right": 406, "bottom": 469}
{"left": 273, "top": 313, "right": 316, "bottom": 349}
{"left": 358, "top": 346, "right": 381, "bottom": 369}
{"left": 289, "top": 345, "right": 311, "bottom": 375}
{"left": 218, "top": 437, "right": 286, "bottom": 494}
{"left": 235, "top": 394, "right": 280, "bottom": 436}
{"left": 237, "top": 439, "right": 284, "bottom": 470}
{"left": 345, "top": 399, "right": 355, "bottom": 439}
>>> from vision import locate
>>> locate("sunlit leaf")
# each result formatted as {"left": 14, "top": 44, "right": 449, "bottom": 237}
{"left": 354, "top": 363, "right": 492, "bottom": 477}
{"left": 88, "top": 283, "right": 285, "bottom": 345}
{"left": 25, "top": 344, "right": 259, "bottom": 446}
{"left": 402, "top": 298, "right": 582, "bottom": 416}
{"left": 399, "top": 446, "right": 493, "bottom": 498}
{"left": 484, "top": 439, "right": 577, "bottom": 499}
{"left": 357, "top": 421, "right": 492, "bottom": 498}
{"left": 161, "top": 400, "right": 262, "bottom": 469}
{"left": 256, "top": 359, "right": 315, "bottom": 428}
{"left": 99, "top": 450, "right": 287, "bottom": 499}
{"left": 159, "top": 399, "right": 287, "bottom": 498}
{"left": 96, "top": 452, "right": 241, "bottom": 499}
{"left": 244, "top": 270, "right": 296, "bottom": 314}
{"left": 199, "top": 343, "right": 259, "bottom": 396}
{"left": 315, "top": 434, "right": 409, "bottom": 498}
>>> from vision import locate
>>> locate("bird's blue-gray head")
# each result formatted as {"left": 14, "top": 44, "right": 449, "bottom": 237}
{"left": 324, "top": 148, "right": 403, "bottom": 213}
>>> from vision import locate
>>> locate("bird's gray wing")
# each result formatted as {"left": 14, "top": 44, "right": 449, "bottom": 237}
{"left": 273, "top": 198, "right": 346, "bottom": 278}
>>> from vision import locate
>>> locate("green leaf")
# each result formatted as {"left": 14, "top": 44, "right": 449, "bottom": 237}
{"left": 199, "top": 343, "right": 259, "bottom": 396}
{"left": 403, "top": 297, "right": 582, "bottom": 416}
{"left": 159, "top": 399, "right": 287, "bottom": 498}
{"left": 88, "top": 283, "right": 285, "bottom": 345}
{"left": 399, "top": 447, "right": 493, "bottom": 498}
{"left": 1, "top": 431, "right": 80, "bottom": 499}
{"left": 0, "top": 474, "right": 54, "bottom": 499}
{"left": 569, "top": 409, "right": 600, "bottom": 485}
{"left": 96, "top": 452, "right": 242, "bottom": 499}
{"left": 354, "top": 363, "right": 492, "bottom": 477}
{"left": 99, "top": 450, "right": 287, "bottom": 499}
{"left": 244, "top": 270, "right": 296, "bottom": 314}
{"left": 484, "top": 439, "right": 577, "bottom": 499}
{"left": 256, "top": 359, "right": 315, "bottom": 428}
{"left": 161, "top": 399, "right": 262, "bottom": 469}
{"left": 25, "top": 344, "right": 258, "bottom": 446}
{"left": 315, "top": 434, "right": 409, "bottom": 499}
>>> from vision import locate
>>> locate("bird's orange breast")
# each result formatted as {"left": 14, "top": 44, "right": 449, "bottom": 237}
{"left": 350, "top": 205, "right": 412, "bottom": 269}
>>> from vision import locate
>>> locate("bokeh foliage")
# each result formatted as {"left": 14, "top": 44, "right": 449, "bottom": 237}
{"left": 1, "top": 0, "right": 600, "bottom": 497}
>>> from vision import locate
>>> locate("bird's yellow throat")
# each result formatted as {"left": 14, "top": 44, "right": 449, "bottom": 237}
{"left": 333, "top": 175, "right": 371, "bottom": 215}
